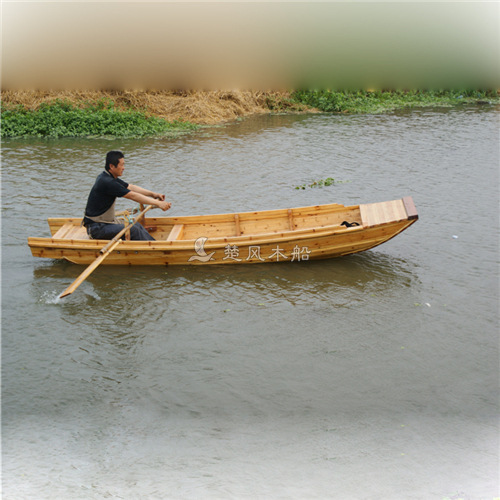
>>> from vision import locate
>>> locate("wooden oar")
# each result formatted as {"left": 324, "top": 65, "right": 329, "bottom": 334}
{"left": 59, "top": 205, "right": 154, "bottom": 298}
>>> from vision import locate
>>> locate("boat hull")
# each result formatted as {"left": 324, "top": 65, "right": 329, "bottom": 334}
{"left": 28, "top": 198, "right": 418, "bottom": 266}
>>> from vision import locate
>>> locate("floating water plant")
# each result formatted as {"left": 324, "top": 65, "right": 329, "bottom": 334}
{"left": 295, "top": 177, "right": 348, "bottom": 189}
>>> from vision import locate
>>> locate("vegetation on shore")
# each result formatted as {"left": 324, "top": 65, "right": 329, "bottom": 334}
{"left": 1, "top": 89, "right": 497, "bottom": 138}
{"left": 290, "top": 89, "right": 498, "bottom": 113}
{"left": 0, "top": 99, "right": 198, "bottom": 139}
{"left": 0, "top": 90, "right": 305, "bottom": 139}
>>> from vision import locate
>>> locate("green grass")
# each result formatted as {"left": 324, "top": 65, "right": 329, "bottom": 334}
{"left": 290, "top": 89, "right": 499, "bottom": 114}
{"left": 1, "top": 99, "right": 199, "bottom": 138}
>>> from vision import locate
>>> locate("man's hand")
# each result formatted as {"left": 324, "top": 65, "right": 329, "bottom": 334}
{"left": 124, "top": 190, "right": 170, "bottom": 210}
{"left": 156, "top": 200, "right": 171, "bottom": 211}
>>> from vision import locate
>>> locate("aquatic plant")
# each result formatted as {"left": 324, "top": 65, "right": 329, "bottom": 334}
{"left": 1, "top": 99, "right": 199, "bottom": 138}
{"left": 295, "top": 177, "right": 348, "bottom": 189}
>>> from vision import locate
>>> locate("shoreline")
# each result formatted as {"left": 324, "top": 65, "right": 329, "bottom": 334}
{"left": 1, "top": 89, "right": 498, "bottom": 138}
{"left": 1, "top": 90, "right": 310, "bottom": 125}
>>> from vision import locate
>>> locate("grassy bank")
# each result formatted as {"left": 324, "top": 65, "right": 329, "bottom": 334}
{"left": 1, "top": 90, "right": 305, "bottom": 138}
{"left": 1, "top": 89, "right": 497, "bottom": 138}
{"left": 290, "top": 89, "right": 499, "bottom": 113}
{"left": 0, "top": 99, "right": 198, "bottom": 139}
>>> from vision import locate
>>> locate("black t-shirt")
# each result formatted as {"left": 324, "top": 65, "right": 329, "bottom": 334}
{"left": 84, "top": 170, "right": 130, "bottom": 223}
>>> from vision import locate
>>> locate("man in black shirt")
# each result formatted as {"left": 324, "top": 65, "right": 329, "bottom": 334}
{"left": 84, "top": 151, "right": 171, "bottom": 240}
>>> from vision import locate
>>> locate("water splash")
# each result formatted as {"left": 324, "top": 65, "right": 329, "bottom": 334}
{"left": 39, "top": 289, "right": 101, "bottom": 304}
{"left": 39, "top": 291, "right": 63, "bottom": 304}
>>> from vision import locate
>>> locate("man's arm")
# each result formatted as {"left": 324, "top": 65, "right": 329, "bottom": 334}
{"left": 127, "top": 184, "right": 165, "bottom": 201}
{"left": 124, "top": 190, "right": 171, "bottom": 211}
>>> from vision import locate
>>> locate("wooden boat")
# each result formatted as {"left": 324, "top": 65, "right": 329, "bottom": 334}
{"left": 28, "top": 197, "right": 418, "bottom": 266}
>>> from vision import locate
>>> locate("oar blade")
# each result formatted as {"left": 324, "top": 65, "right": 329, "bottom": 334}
{"left": 59, "top": 289, "right": 74, "bottom": 299}
{"left": 58, "top": 205, "right": 153, "bottom": 299}
{"left": 58, "top": 252, "right": 110, "bottom": 298}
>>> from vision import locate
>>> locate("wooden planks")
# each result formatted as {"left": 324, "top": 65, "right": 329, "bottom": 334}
{"left": 52, "top": 223, "right": 74, "bottom": 239}
{"left": 235, "top": 214, "right": 241, "bottom": 236}
{"left": 29, "top": 218, "right": 415, "bottom": 265}
{"left": 288, "top": 209, "right": 295, "bottom": 231}
{"left": 166, "top": 224, "right": 184, "bottom": 242}
{"left": 31, "top": 198, "right": 419, "bottom": 265}
{"left": 360, "top": 199, "right": 408, "bottom": 227}
{"left": 52, "top": 223, "right": 88, "bottom": 240}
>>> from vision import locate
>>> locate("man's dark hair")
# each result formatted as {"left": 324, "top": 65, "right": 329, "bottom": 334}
{"left": 105, "top": 151, "right": 124, "bottom": 171}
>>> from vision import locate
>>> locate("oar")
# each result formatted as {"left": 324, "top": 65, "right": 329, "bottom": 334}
{"left": 59, "top": 205, "right": 154, "bottom": 298}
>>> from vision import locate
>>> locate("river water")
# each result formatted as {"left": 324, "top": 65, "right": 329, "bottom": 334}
{"left": 2, "top": 107, "right": 499, "bottom": 499}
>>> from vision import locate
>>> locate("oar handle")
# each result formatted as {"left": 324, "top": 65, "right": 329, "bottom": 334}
{"left": 100, "top": 205, "right": 153, "bottom": 254}
{"left": 137, "top": 203, "right": 146, "bottom": 225}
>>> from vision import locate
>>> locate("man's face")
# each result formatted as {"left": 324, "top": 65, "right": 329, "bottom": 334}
{"left": 109, "top": 158, "right": 125, "bottom": 178}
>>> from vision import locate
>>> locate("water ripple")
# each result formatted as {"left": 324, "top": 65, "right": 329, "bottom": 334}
{"left": 2, "top": 107, "right": 499, "bottom": 500}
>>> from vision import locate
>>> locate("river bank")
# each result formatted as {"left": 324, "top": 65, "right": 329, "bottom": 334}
{"left": 1, "top": 89, "right": 498, "bottom": 138}
{"left": 1, "top": 89, "right": 308, "bottom": 123}
{"left": 0, "top": 90, "right": 310, "bottom": 138}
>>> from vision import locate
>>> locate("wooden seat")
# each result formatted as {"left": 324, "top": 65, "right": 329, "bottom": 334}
{"left": 53, "top": 223, "right": 89, "bottom": 240}
{"left": 52, "top": 223, "right": 74, "bottom": 239}
{"left": 166, "top": 224, "right": 184, "bottom": 241}
{"left": 72, "top": 227, "right": 90, "bottom": 239}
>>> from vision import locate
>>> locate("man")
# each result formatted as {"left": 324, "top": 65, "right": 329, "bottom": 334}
{"left": 83, "top": 151, "right": 171, "bottom": 240}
